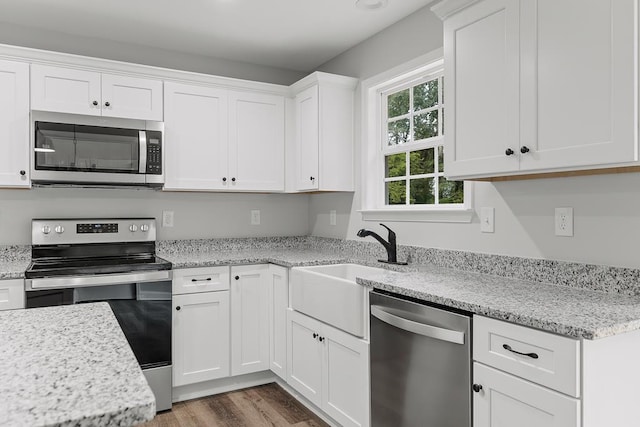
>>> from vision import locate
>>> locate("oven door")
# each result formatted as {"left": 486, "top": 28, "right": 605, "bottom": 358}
{"left": 26, "top": 272, "right": 172, "bottom": 370}
{"left": 32, "top": 121, "right": 148, "bottom": 185}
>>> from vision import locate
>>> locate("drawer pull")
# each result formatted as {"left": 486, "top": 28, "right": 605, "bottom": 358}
{"left": 191, "top": 278, "right": 212, "bottom": 282}
{"left": 503, "top": 344, "right": 539, "bottom": 359}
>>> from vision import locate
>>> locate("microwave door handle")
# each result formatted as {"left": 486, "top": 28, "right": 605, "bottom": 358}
{"left": 139, "top": 130, "right": 147, "bottom": 174}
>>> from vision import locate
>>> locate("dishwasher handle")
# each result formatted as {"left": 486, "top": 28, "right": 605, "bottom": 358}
{"left": 371, "top": 305, "right": 465, "bottom": 345}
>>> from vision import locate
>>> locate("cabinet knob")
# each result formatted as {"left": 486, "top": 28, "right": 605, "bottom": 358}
{"left": 520, "top": 146, "right": 530, "bottom": 154}
{"left": 19, "top": 170, "right": 25, "bottom": 176}
{"left": 235, "top": 275, "right": 240, "bottom": 280}
{"left": 92, "top": 100, "right": 98, "bottom": 106}
{"left": 319, "top": 336, "right": 325, "bottom": 342}
{"left": 313, "top": 333, "right": 318, "bottom": 339}
{"left": 104, "top": 101, "right": 111, "bottom": 107}
{"left": 222, "top": 177, "right": 227, "bottom": 182}
{"left": 310, "top": 176, "right": 315, "bottom": 181}
{"left": 231, "top": 177, "right": 236, "bottom": 182}
{"left": 505, "top": 148, "right": 515, "bottom": 156}
{"left": 176, "top": 306, "right": 181, "bottom": 311}
{"left": 472, "top": 384, "right": 483, "bottom": 393}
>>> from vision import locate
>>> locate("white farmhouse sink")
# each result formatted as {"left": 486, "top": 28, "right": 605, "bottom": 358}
{"left": 290, "top": 263, "right": 387, "bottom": 337}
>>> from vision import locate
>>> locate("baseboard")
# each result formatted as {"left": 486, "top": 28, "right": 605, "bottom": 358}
{"left": 172, "top": 371, "right": 276, "bottom": 402}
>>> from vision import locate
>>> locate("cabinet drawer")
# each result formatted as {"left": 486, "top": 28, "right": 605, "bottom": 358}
{"left": 173, "top": 266, "right": 230, "bottom": 295}
{"left": 0, "top": 279, "right": 24, "bottom": 310}
{"left": 474, "top": 316, "right": 580, "bottom": 397}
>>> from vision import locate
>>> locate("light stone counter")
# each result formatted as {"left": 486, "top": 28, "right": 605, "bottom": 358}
{"left": 0, "top": 303, "right": 156, "bottom": 427}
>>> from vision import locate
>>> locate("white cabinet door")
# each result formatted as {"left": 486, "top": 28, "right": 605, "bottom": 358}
{"left": 0, "top": 60, "right": 29, "bottom": 188}
{"left": 173, "top": 291, "right": 230, "bottom": 386}
{"left": 101, "top": 73, "right": 163, "bottom": 121}
{"left": 230, "top": 265, "right": 270, "bottom": 376}
{"left": 474, "top": 363, "right": 580, "bottom": 427}
{"left": 322, "top": 323, "right": 369, "bottom": 427}
{"left": 294, "top": 85, "right": 320, "bottom": 191}
{"left": 269, "top": 265, "right": 288, "bottom": 379}
{"left": 519, "top": 0, "right": 636, "bottom": 171}
{"left": 287, "top": 309, "right": 323, "bottom": 407}
{"left": 31, "top": 65, "right": 102, "bottom": 116}
{"left": 443, "top": 0, "right": 520, "bottom": 178}
{"left": 164, "top": 82, "right": 229, "bottom": 190}
{"left": 228, "top": 91, "right": 285, "bottom": 191}
{"left": 0, "top": 279, "right": 25, "bottom": 310}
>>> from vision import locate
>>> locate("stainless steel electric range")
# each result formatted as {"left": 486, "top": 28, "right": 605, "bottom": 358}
{"left": 25, "top": 218, "right": 173, "bottom": 412}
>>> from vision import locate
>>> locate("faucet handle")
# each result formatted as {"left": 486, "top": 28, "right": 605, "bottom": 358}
{"left": 379, "top": 223, "right": 396, "bottom": 240}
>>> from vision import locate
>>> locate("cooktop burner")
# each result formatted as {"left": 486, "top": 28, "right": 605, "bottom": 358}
{"left": 26, "top": 255, "right": 172, "bottom": 279}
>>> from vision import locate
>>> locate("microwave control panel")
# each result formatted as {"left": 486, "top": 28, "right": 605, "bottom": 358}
{"left": 146, "top": 130, "right": 162, "bottom": 175}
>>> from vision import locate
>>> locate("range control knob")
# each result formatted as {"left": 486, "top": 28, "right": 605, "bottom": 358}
{"left": 54, "top": 225, "right": 65, "bottom": 234}
{"left": 140, "top": 224, "right": 150, "bottom": 232}
{"left": 129, "top": 224, "right": 138, "bottom": 232}
{"left": 42, "top": 225, "right": 51, "bottom": 235}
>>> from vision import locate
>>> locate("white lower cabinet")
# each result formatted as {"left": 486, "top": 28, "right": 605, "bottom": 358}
{"left": 0, "top": 279, "right": 25, "bottom": 310}
{"left": 230, "top": 265, "right": 270, "bottom": 376}
{"left": 474, "top": 363, "right": 580, "bottom": 427}
{"left": 269, "top": 265, "right": 289, "bottom": 379}
{"left": 173, "top": 268, "right": 230, "bottom": 387}
{"left": 287, "top": 309, "right": 369, "bottom": 427}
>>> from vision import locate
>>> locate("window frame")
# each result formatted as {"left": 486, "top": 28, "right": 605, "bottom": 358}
{"left": 359, "top": 49, "right": 474, "bottom": 223}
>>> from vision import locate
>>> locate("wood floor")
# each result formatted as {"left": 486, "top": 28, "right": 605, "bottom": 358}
{"left": 142, "top": 383, "right": 329, "bottom": 427}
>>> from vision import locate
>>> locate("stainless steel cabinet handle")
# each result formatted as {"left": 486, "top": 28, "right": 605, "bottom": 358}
{"left": 371, "top": 305, "right": 465, "bottom": 345}
{"left": 191, "top": 278, "right": 212, "bottom": 283}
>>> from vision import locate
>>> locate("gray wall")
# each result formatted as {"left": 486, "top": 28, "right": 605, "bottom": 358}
{"left": 0, "top": 22, "right": 305, "bottom": 85}
{"left": 311, "top": 6, "right": 640, "bottom": 269}
{"left": 0, "top": 188, "right": 309, "bottom": 245}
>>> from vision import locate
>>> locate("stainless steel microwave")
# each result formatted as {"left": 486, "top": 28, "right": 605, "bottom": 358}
{"left": 31, "top": 116, "right": 164, "bottom": 187}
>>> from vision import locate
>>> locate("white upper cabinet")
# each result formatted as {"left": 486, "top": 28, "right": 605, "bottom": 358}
{"left": 164, "top": 82, "right": 285, "bottom": 192}
{"left": 164, "top": 82, "right": 229, "bottom": 191}
{"left": 31, "top": 64, "right": 163, "bottom": 121}
{"left": 228, "top": 91, "right": 285, "bottom": 191}
{"left": 436, "top": 0, "right": 638, "bottom": 179}
{"left": 290, "top": 72, "right": 357, "bottom": 192}
{"left": 0, "top": 60, "right": 29, "bottom": 188}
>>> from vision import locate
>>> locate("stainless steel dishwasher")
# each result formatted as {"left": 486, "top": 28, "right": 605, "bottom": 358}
{"left": 370, "top": 290, "right": 472, "bottom": 427}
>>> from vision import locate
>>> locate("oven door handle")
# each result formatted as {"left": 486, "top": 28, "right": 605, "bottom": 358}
{"left": 26, "top": 270, "right": 171, "bottom": 291}
{"left": 371, "top": 305, "right": 465, "bottom": 345}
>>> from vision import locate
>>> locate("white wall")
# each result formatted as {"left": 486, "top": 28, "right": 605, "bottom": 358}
{"left": 0, "top": 188, "right": 309, "bottom": 245}
{"left": 0, "top": 22, "right": 305, "bottom": 85}
{"left": 311, "top": 6, "right": 640, "bottom": 269}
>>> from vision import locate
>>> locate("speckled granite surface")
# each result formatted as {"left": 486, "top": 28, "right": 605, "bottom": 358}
{"left": 0, "top": 245, "right": 30, "bottom": 279}
{"left": 356, "top": 266, "right": 640, "bottom": 340}
{"left": 0, "top": 303, "right": 156, "bottom": 427}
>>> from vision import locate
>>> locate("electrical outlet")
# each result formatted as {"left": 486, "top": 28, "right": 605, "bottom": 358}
{"left": 555, "top": 207, "right": 573, "bottom": 237}
{"left": 480, "top": 207, "right": 495, "bottom": 233}
{"left": 329, "top": 210, "right": 337, "bottom": 226}
{"left": 251, "top": 210, "right": 261, "bottom": 225}
{"left": 162, "top": 211, "right": 174, "bottom": 228}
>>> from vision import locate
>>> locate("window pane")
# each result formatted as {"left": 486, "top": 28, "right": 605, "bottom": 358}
{"left": 414, "top": 111, "right": 438, "bottom": 140}
{"left": 438, "top": 146, "right": 444, "bottom": 173}
{"left": 387, "top": 89, "right": 410, "bottom": 118}
{"left": 386, "top": 181, "right": 406, "bottom": 205}
{"left": 439, "top": 178, "right": 464, "bottom": 204}
{"left": 409, "top": 178, "right": 435, "bottom": 205}
{"left": 414, "top": 79, "right": 439, "bottom": 111}
{"left": 385, "top": 153, "right": 406, "bottom": 178}
{"left": 388, "top": 119, "right": 410, "bottom": 145}
{"left": 440, "top": 76, "right": 444, "bottom": 104}
{"left": 409, "top": 149, "right": 434, "bottom": 176}
{"left": 441, "top": 109, "right": 445, "bottom": 135}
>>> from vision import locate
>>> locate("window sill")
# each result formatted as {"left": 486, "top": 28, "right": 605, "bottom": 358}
{"left": 358, "top": 208, "right": 475, "bottom": 223}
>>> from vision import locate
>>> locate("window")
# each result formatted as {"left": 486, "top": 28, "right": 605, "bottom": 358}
{"left": 382, "top": 72, "right": 464, "bottom": 207}
{"left": 360, "top": 51, "right": 473, "bottom": 223}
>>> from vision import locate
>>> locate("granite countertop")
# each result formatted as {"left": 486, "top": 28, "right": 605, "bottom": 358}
{"left": 0, "top": 245, "right": 30, "bottom": 280}
{"left": 356, "top": 266, "right": 640, "bottom": 340}
{"left": 0, "top": 303, "right": 156, "bottom": 427}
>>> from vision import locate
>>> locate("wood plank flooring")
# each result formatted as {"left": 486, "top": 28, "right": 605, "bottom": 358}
{"left": 142, "top": 383, "right": 329, "bottom": 427}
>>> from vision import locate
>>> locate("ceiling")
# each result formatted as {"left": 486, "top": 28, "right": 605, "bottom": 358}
{"left": 0, "top": 0, "right": 435, "bottom": 72}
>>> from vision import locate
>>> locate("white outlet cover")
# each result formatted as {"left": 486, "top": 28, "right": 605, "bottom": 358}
{"left": 329, "top": 210, "right": 337, "bottom": 226}
{"left": 162, "top": 210, "right": 174, "bottom": 228}
{"left": 251, "top": 210, "right": 261, "bottom": 225}
{"left": 555, "top": 207, "right": 573, "bottom": 237}
{"left": 480, "top": 207, "right": 495, "bottom": 233}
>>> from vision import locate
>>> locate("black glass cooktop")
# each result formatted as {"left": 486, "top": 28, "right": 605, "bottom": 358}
{"left": 26, "top": 255, "right": 171, "bottom": 279}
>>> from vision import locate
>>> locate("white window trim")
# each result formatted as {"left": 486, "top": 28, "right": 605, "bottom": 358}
{"left": 359, "top": 48, "right": 474, "bottom": 223}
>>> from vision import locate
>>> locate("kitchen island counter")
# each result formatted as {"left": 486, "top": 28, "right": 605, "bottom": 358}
{"left": 0, "top": 303, "right": 156, "bottom": 427}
